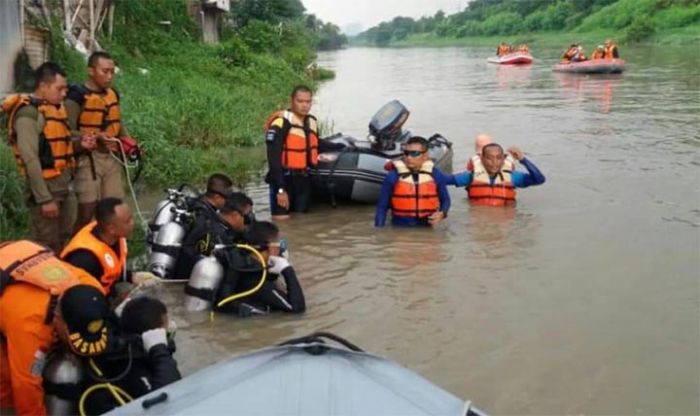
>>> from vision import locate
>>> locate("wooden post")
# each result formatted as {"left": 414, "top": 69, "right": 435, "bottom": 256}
{"left": 63, "top": 0, "right": 71, "bottom": 31}
{"left": 89, "top": 0, "right": 94, "bottom": 50}
{"left": 108, "top": 1, "right": 114, "bottom": 39}
{"left": 70, "top": 0, "right": 85, "bottom": 30}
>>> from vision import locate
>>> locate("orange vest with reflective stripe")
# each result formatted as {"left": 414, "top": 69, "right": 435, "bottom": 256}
{"left": 0, "top": 240, "right": 104, "bottom": 297}
{"left": 3, "top": 95, "right": 74, "bottom": 179}
{"left": 61, "top": 221, "right": 127, "bottom": 293}
{"left": 272, "top": 110, "right": 318, "bottom": 170}
{"left": 390, "top": 160, "right": 439, "bottom": 218}
{"left": 74, "top": 86, "right": 122, "bottom": 138}
{"left": 467, "top": 158, "right": 516, "bottom": 206}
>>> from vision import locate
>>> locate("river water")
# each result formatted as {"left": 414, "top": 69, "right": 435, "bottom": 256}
{"left": 157, "top": 45, "right": 699, "bottom": 415}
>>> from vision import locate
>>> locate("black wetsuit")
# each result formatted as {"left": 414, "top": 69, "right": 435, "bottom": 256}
{"left": 215, "top": 250, "right": 305, "bottom": 316}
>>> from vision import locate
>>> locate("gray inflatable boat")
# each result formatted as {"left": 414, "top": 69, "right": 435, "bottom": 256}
{"left": 106, "top": 332, "right": 485, "bottom": 416}
{"left": 312, "top": 100, "right": 453, "bottom": 205}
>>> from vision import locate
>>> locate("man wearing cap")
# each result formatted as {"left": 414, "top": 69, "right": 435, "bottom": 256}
{"left": 0, "top": 240, "right": 109, "bottom": 416}
{"left": 62, "top": 197, "right": 158, "bottom": 297}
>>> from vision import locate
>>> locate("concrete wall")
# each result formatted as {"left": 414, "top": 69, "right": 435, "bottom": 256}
{"left": 0, "top": 0, "right": 23, "bottom": 94}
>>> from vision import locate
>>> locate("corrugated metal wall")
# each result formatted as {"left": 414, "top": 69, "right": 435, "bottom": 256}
{"left": 0, "top": 0, "right": 23, "bottom": 94}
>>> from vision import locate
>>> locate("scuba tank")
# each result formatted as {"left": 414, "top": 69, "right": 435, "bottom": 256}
{"left": 147, "top": 207, "right": 191, "bottom": 278}
{"left": 43, "top": 350, "right": 85, "bottom": 416}
{"left": 148, "top": 187, "right": 194, "bottom": 242}
{"left": 184, "top": 255, "right": 224, "bottom": 312}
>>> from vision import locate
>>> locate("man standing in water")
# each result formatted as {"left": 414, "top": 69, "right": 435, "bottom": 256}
{"left": 375, "top": 136, "right": 451, "bottom": 227}
{"left": 66, "top": 51, "right": 130, "bottom": 232}
{"left": 449, "top": 144, "right": 545, "bottom": 206}
{"left": 265, "top": 85, "right": 319, "bottom": 220}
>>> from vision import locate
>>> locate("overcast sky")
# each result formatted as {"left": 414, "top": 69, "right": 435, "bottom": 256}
{"left": 302, "top": 0, "right": 467, "bottom": 34}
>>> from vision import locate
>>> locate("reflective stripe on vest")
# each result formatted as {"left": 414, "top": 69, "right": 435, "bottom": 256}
{"left": 77, "top": 87, "right": 122, "bottom": 138}
{"left": 468, "top": 158, "right": 516, "bottom": 206}
{"left": 61, "top": 221, "right": 127, "bottom": 293}
{"left": 390, "top": 160, "right": 439, "bottom": 218}
{"left": 5, "top": 96, "right": 74, "bottom": 179}
{"left": 0, "top": 240, "right": 84, "bottom": 297}
{"left": 280, "top": 110, "right": 318, "bottom": 170}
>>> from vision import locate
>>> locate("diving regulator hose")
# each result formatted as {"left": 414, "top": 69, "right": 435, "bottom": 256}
{"left": 210, "top": 244, "right": 268, "bottom": 322}
{"left": 78, "top": 357, "right": 134, "bottom": 416}
{"left": 78, "top": 244, "right": 267, "bottom": 414}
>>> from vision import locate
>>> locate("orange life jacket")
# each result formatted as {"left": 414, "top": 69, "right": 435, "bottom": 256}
{"left": 390, "top": 160, "right": 440, "bottom": 218}
{"left": 604, "top": 44, "right": 618, "bottom": 59}
{"left": 70, "top": 85, "right": 122, "bottom": 138}
{"left": 519, "top": 45, "right": 529, "bottom": 53}
{"left": 0, "top": 240, "right": 104, "bottom": 298}
{"left": 591, "top": 49, "right": 605, "bottom": 60}
{"left": 2, "top": 94, "right": 74, "bottom": 179}
{"left": 467, "top": 158, "right": 516, "bottom": 206}
{"left": 267, "top": 110, "right": 318, "bottom": 170}
{"left": 61, "top": 221, "right": 127, "bottom": 293}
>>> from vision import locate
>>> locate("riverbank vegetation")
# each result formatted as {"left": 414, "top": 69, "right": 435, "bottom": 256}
{"left": 1, "top": 0, "right": 345, "bottom": 239}
{"left": 352, "top": 0, "right": 700, "bottom": 47}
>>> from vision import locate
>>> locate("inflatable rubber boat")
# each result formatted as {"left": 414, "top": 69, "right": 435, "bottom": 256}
{"left": 552, "top": 59, "right": 626, "bottom": 74}
{"left": 106, "top": 332, "right": 486, "bottom": 416}
{"left": 312, "top": 100, "right": 453, "bottom": 205}
{"left": 487, "top": 53, "right": 533, "bottom": 65}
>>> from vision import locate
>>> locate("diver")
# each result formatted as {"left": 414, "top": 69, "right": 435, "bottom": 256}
{"left": 79, "top": 296, "right": 181, "bottom": 415}
{"left": 176, "top": 192, "right": 255, "bottom": 279}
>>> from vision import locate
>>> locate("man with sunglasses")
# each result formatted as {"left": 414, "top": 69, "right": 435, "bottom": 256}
{"left": 375, "top": 136, "right": 451, "bottom": 227}
{"left": 215, "top": 221, "right": 305, "bottom": 316}
{"left": 177, "top": 192, "right": 255, "bottom": 279}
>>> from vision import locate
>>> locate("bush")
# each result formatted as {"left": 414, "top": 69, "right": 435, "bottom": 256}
{"left": 653, "top": 4, "right": 700, "bottom": 29}
{"left": 625, "top": 15, "right": 656, "bottom": 41}
{"left": 481, "top": 12, "right": 522, "bottom": 35}
{"left": 0, "top": 141, "right": 28, "bottom": 239}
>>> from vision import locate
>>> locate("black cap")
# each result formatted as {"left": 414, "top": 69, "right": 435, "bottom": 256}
{"left": 60, "top": 285, "right": 110, "bottom": 356}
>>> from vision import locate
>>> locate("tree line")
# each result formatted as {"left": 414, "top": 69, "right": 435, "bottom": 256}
{"left": 354, "top": 0, "right": 700, "bottom": 45}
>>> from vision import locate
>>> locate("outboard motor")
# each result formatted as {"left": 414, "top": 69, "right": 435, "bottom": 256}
{"left": 147, "top": 207, "right": 191, "bottom": 278}
{"left": 184, "top": 254, "right": 225, "bottom": 312}
{"left": 43, "top": 350, "right": 84, "bottom": 416}
{"left": 368, "top": 100, "right": 410, "bottom": 151}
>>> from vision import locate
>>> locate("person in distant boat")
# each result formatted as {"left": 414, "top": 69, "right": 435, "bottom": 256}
{"left": 518, "top": 44, "right": 529, "bottom": 53}
{"left": 466, "top": 134, "right": 516, "bottom": 172}
{"left": 561, "top": 44, "right": 578, "bottom": 62}
{"left": 604, "top": 39, "right": 620, "bottom": 59}
{"left": 375, "top": 136, "right": 451, "bottom": 227}
{"left": 497, "top": 42, "right": 510, "bottom": 56}
{"left": 448, "top": 144, "right": 545, "bottom": 207}
{"left": 591, "top": 45, "right": 605, "bottom": 60}
{"left": 572, "top": 45, "right": 587, "bottom": 62}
